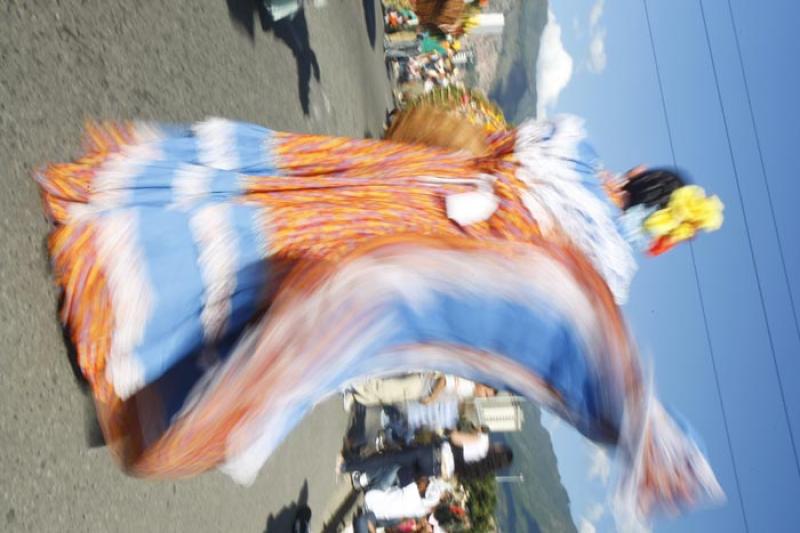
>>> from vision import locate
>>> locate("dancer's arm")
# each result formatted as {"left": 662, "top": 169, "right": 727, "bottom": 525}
{"left": 420, "top": 375, "right": 446, "bottom": 405}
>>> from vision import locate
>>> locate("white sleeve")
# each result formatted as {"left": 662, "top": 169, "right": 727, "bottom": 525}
{"left": 421, "top": 478, "right": 450, "bottom": 509}
{"left": 440, "top": 443, "right": 455, "bottom": 479}
{"left": 457, "top": 378, "right": 477, "bottom": 398}
{"left": 462, "top": 432, "right": 490, "bottom": 462}
{"left": 443, "top": 375, "right": 455, "bottom": 394}
{"left": 444, "top": 375, "right": 477, "bottom": 398}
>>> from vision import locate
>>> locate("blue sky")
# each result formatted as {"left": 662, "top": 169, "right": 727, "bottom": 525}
{"left": 534, "top": 1, "right": 800, "bottom": 532}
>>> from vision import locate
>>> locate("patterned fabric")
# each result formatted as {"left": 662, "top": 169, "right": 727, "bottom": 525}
{"left": 514, "top": 115, "right": 638, "bottom": 303}
{"left": 38, "top": 118, "right": 550, "bottom": 398}
{"left": 35, "top": 117, "right": 721, "bottom": 524}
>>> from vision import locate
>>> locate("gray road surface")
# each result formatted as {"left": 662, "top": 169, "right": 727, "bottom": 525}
{"left": 0, "top": 1, "right": 391, "bottom": 531}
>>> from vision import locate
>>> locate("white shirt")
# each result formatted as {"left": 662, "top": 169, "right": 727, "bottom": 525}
{"left": 421, "top": 478, "right": 451, "bottom": 509}
{"left": 462, "top": 431, "right": 490, "bottom": 462}
{"left": 366, "top": 479, "right": 450, "bottom": 521}
{"left": 443, "top": 375, "right": 477, "bottom": 398}
{"left": 439, "top": 432, "right": 491, "bottom": 478}
{"left": 365, "top": 483, "right": 428, "bottom": 520}
{"left": 440, "top": 442, "right": 456, "bottom": 478}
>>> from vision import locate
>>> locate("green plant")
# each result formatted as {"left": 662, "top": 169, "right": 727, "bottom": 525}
{"left": 462, "top": 475, "right": 498, "bottom": 532}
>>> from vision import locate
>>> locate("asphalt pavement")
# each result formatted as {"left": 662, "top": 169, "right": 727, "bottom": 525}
{"left": 0, "top": 1, "right": 391, "bottom": 531}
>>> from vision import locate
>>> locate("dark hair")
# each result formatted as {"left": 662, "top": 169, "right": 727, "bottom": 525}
{"left": 622, "top": 167, "right": 687, "bottom": 210}
{"left": 455, "top": 445, "right": 514, "bottom": 481}
{"left": 433, "top": 503, "right": 471, "bottom": 532}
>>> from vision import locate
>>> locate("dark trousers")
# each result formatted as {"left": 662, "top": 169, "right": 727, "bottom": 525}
{"left": 344, "top": 444, "right": 438, "bottom": 484}
{"left": 367, "top": 464, "right": 403, "bottom": 491}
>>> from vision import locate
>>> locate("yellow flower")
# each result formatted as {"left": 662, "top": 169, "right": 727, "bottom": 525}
{"left": 672, "top": 222, "right": 696, "bottom": 242}
{"left": 643, "top": 185, "right": 725, "bottom": 244}
{"left": 697, "top": 195, "right": 724, "bottom": 231}
{"left": 643, "top": 208, "right": 679, "bottom": 237}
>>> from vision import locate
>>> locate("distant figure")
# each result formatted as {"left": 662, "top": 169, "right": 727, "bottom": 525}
{"left": 344, "top": 373, "right": 496, "bottom": 410}
{"left": 414, "top": 0, "right": 466, "bottom": 34}
{"left": 343, "top": 430, "right": 513, "bottom": 485}
{"left": 353, "top": 477, "right": 450, "bottom": 533}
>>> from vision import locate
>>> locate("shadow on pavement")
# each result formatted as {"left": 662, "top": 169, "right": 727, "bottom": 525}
{"left": 55, "top": 294, "right": 90, "bottom": 393}
{"left": 264, "top": 480, "right": 311, "bottom": 533}
{"left": 53, "top": 291, "right": 105, "bottom": 447}
{"left": 83, "top": 395, "right": 106, "bottom": 448}
{"left": 225, "top": 0, "right": 260, "bottom": 39}
{"left": 47, "top": 238, "right": 106, "bottom": 447}
{"left": 322, "top": 489, "right": 360, "bottom": 533}
{"left": 225, "top": 0, "right": 321, "bottom": 115}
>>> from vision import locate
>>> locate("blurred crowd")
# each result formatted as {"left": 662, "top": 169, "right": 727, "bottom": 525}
{"left": 381, "top": 0, "right": 487, "bottom": 104}
{"left": 339, "top": 373, "right": 514, "bottom": 532}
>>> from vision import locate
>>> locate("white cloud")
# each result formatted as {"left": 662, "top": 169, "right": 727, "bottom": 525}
{"left": 578, "top": 518, "right": 597, "bottom": 533}
{"left": 586, "top": 503, "right": 605, "bottom": 523}
{"left": 577, "top": 503, "right": 605, "bottom": 533}
{"left": 588, "top": 445, "right": 611, "bottom": 484}
{"left": 587, "top": 0, "right": 608, "bottom": 73}
{"left": 612, "top": 510, "right": 653, "bottom": 533}
{"left": 588, "top": 28, "right": 607, "bottom": 73}
{"left": 536, "top": 10, "right": 574, "bottom": 116}
{"left": 589, "top": 0, "right": 605, "bottom": 29}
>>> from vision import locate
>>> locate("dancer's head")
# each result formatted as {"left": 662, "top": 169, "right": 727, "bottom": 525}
{"left": 621, "top": 166, "right": 724, "bottom": 255}
{"left": 621, "top": 166, "right": 688, "bottom": 210}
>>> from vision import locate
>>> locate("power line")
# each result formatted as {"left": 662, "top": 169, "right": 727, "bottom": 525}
{"left": 723, "top": 0, "right": 800, "bottom": 348}
{"left": 641, "top": 1, "right": 751, "bottom": 531}
{"left": 698, "top": 0, "right": 800, "bottom": 479}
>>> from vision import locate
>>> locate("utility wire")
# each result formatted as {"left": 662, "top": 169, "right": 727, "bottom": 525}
{"left": 642, "top": 1, "right": 751, "bottom": 530}
{"left": 698, "top": 0, "right": 800, "bottom": 480}
{"left": 723, "top": 0, "right": 800, "bottom": 347}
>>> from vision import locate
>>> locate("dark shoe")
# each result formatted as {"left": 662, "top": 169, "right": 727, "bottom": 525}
{"left": 350, "top": 471, "right": 369, "bottom": 491}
